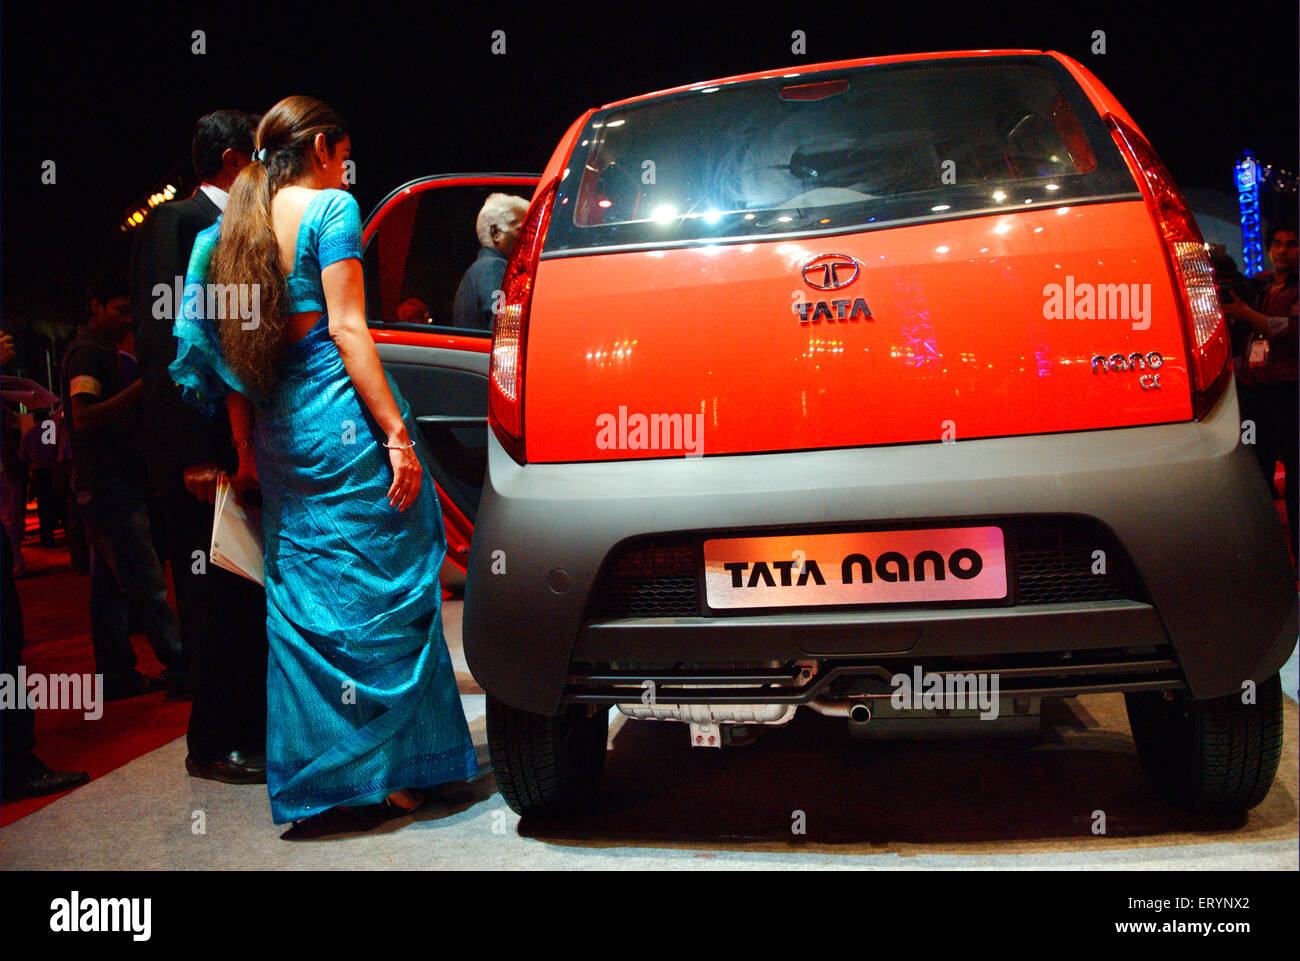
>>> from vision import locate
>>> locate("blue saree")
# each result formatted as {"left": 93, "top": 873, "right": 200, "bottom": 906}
{"left": 172, "top": 190, "right": 478, "bottom": 823}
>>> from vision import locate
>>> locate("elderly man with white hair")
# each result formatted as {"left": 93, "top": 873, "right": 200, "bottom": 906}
{"left": 451, "top": 192, "right": 532, "bottom": 331}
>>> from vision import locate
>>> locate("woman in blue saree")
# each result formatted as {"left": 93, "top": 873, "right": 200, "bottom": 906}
{"left": 171, "top": 96, "right": 477, "bottom": 837}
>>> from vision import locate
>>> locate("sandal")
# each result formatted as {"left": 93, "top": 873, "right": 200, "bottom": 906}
{"left": 379, "top": 789, "right": 426, "bottom": 816}
{"left": 279, "top": 806, "right": 371, "bottom": 841}
{"left": 278, "top": 791, "right": 427, "bottom": 841}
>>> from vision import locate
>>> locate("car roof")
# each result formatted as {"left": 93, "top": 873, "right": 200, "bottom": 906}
{"left": 599, "top": 49, "right": 1050, "bottom": 110}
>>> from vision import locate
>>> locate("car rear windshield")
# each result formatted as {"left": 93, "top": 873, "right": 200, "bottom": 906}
{"left": 543, "top": 55, "right": 1138, "bottom": 255}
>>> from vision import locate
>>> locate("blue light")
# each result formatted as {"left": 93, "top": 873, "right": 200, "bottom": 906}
{"left": 1235, "top": 151, "right": 1264, "bottom": 276}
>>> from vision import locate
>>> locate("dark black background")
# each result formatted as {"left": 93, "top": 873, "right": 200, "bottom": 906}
{"left": 7, "top": 870, "right": 1288, "bottom": 944}
{"left": 2, "top": 0, "right": 1296, "bottom": 331}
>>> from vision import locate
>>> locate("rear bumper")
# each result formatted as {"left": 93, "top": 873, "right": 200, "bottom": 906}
{"left": 464, "top": 377, "right": 1296, "bottom": 713}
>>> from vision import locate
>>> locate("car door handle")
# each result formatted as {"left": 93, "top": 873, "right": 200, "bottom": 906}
{"left": 416, "top": 415, "right": 489, "bottom": 429}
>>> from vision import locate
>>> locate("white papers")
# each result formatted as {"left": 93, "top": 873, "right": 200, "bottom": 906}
{"left": 210, "top": 475, "right": 265, "bottom": 586}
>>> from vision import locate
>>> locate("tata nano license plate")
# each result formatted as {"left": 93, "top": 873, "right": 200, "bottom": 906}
{"left": 703, "top": 527, "right": 1007, "bottom": 610}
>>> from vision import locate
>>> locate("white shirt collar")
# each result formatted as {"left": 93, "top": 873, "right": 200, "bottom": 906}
{"left": 198, "top": 183, "right": 229, "bottom": 212}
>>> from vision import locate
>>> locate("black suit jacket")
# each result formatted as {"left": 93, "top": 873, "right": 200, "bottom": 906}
{"left": 130, "top": 189, "right": 237, "bottom": 494}
{"left": 451, "top": 246, "right": 508, "bottom": 331}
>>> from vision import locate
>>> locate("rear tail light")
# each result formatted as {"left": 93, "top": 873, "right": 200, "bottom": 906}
{"left": 1108, "top": 116, "right": 1231, "bottom": 419}
{"left": 489, "top": 178, "right": 558, "bottom": 463}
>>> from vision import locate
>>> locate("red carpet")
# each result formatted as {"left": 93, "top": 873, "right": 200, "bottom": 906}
{"left": 2, "top": 527, "right": 190, "bottom": 826}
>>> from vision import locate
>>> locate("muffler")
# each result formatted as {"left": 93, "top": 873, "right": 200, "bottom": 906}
{"left": 616, "top": 702, "right": 797, "bottom": 748}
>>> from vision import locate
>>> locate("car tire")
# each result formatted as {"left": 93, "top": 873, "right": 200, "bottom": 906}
{"left": 487, "top": 697, "right": 608, "bottom": 817}
{"left": 1124, "top": 673, "right": 1284, "bottom": 814}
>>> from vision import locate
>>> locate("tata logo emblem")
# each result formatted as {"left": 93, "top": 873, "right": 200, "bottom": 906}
{"left": 801, "top": 253, "right": 860, "bottom": 291}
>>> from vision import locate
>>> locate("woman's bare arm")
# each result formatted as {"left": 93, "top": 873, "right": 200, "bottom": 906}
{"left": 321, "top": 257, "right": 421, "bottom": 511}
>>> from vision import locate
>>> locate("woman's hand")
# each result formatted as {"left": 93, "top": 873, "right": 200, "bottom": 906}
{"left": 386, "top": 430, "right": 422, "bottom": 512}
{"left": 182, "top": 463, "right": 222, "bottom": 504}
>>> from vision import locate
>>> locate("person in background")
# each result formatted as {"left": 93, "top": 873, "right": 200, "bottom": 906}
{"left": 114, "top": 323, "right": 169, "bottom": 569}
{"left": 1224, "top": 220, "right": 1299, "bottom": 565}
{"left": 450, "top": 193, "right": 530, "bottom": 331}
{"left": 58, "top": 409, "right": 88, "bottom": 574}
{"left": 130, "top": 110, "right": 269, "bottom": 783}
{"left": 0, "top": 530, "right": 91, "bottom": 800}
{"left": 116, "top": 328, "right": 139, "bottom": 383}
{"left": 1, "top": 405, "right": 28, "bottom": 577}
{"left": 20, "top": 409, "right": 62, "bottom": 548}
{"left": 0, "top": 331, "right": 89, "bottom": 801}
{"left": 60, "top": 272, "right": 185, "bottom": 701}
{"left": 397, "top": 297, "right": 430, "bottom": 325}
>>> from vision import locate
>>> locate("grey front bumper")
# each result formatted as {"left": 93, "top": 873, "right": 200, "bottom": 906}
{"left": 464, "top": 378, "right": 1297, "bottom": 713}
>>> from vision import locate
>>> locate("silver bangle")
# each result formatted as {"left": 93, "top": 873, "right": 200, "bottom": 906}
{"left": 383, "top": 440, "right": 415, "bottom": 450}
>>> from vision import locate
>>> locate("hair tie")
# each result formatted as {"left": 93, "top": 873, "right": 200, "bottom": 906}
{"left": 254, "top": 148, "right": 268, "bottom": 163}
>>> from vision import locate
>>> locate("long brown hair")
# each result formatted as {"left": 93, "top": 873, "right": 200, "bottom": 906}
{"left": 209, "top": 95, "right": 348, "bottom": 397}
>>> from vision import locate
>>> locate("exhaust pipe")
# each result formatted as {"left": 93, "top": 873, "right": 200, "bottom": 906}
{"left": 808, "top": 699, "right": 871, "bottom": 722}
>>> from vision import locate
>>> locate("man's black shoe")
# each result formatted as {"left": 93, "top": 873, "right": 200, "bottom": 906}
{"left": 103, "top": 672, "right": 166, "bottom": 702}
{"left": 185, "top": 751, "right": 267, "bottom": 785}
{"left": 1, "top": 759, "right": 89, "bottom": 802}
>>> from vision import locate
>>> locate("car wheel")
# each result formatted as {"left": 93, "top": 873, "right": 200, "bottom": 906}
{"left": 486, "top": 697, "right": 608, "bottom": 817}
{"left": 1124, "top": 673, "right": 1284, "bottom": 814}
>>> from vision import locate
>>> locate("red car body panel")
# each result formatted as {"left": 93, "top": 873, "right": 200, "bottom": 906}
{"left": 538, "top": 108, "right": 598, "bottom": 190}
{"left": 524, "top": 200, "right": 1191, "bottom": 462}
{"left": 370, "top": 327, "right": 491, "bottom": 354}
{"left": 432, "top": 479, "right": 475, "bottom": 575}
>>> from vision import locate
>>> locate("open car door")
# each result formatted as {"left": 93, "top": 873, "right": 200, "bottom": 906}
{"left": 362, "top": 173, "right": 541, "bottom": 585}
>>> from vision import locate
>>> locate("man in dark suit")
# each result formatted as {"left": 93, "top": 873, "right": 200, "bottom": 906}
{"left": 451, "top": 193, "right": 530, "bottom": 331}
{"left": 130, "top": 110, "right": 269, "bottom": 784}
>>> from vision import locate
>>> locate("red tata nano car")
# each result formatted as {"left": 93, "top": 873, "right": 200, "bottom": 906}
{"left": 362, "top": 50, "right": 1295, "bottom": 818}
